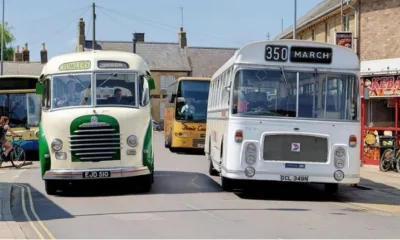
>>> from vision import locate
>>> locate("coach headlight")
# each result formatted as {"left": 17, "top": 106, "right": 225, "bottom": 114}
{"left": 51, "top": 139, "right": 63, "bottom": 151}
{"left": 127, "top": 135, "right": 138, "bottom": 147}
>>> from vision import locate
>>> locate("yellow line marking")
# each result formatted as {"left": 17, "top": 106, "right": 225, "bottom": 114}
{"left": 331, "top": 202, "right": 393, "bottom": 216}
{"left": 16, "top": 184, "right": 45, "bottom": 239}
{"left": 16, "top": 184, "right": 56, "bottom": 239}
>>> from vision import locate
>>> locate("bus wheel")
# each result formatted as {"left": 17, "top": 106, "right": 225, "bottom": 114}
{"left": 209, "top": 160, "right": 219, "bottom": 176}
{"left": 324, "top": 183, "right": 339, "bottom": 194}
{"left": 136, "top": 175, "right": 152, "bottom": 193}
{"left": 221, "top": 177, "right": 234, "bottom": 192}
{"left": 45, "top": 180, "right": 59, "bottom": 195}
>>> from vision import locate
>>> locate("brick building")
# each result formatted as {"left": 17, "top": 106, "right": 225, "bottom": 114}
{"left": 275, "top": 0, "right": 400, "bottom": 61}
{"left": 76, "top": 18, "right": 237, "bottom": 121}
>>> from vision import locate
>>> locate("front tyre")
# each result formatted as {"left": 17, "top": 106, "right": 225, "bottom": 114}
{"left": 221, "top": 176, "right": 234, "bottom": 192}
{"left": 135, "top": 174, "right": 153, "bottom": 193}
{"left": 324, "top": 183, "right": 339, "bottom": 194}
{"left": 45, "top": 180, "right": 59, "bottom": 195}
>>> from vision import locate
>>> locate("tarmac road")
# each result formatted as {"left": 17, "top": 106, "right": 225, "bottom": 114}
{"left": 8, "top": 132, "right": 400, "bottom": 239}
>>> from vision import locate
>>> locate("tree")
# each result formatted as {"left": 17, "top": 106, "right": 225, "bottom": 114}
{"left": 0, "top": 22, "right": 15, "bottom": 61}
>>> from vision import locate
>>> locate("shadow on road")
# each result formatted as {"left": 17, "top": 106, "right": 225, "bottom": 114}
{"left": 233, "top": 178, "right": 400, "bottom": 207}
{"left": 11, "top": 183, "right": 74, "bottom": 222}
{"left": 45, "top": 170, "right": 221, "bottom": 197}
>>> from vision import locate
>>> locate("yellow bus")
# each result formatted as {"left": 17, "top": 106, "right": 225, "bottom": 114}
{"left": 164, "top": 77, "right": 210, "bottom": 152}
{"left": 0, "top": 75, "right": 41, "bottom": 154}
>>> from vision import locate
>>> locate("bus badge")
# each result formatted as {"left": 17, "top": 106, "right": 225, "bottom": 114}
{"left": 291, "top": 143, "right": 300, "bottom": 152}
{"left": 91, "top": 116, "right": 98, "bottom": 123}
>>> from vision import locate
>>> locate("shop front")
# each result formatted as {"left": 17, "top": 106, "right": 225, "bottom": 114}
{"left": 360, "top": 58, "right": 400, "bottom": 168}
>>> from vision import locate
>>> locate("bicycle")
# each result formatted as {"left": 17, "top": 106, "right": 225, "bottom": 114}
{"left": 379, "top": 137, "right": 400, "bottom": 172}
{"left": 0, "top": 135, "right": 26, "bottom": 168}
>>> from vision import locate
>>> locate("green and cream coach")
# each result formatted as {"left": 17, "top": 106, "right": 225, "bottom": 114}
{"left": 35, "top": 50, "right": 156, "bottom": 195}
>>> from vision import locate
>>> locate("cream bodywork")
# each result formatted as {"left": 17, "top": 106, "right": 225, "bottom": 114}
{"left": 42, "top": 106, "right": 151, "bottom": 179}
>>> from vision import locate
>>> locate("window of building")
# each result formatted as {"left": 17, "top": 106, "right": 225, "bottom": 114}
{"left": 160, "top": 75, "right": 176, "bottom": 90}
{"left": 160, "top": 102, "right": 165, "bottom": 120}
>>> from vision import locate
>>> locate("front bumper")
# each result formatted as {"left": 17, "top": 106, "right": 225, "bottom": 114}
{"left": 221, "top": 167, "right": 360, "bottom": 185}
{"left": 43, "top": 166, "right": 151, "bottom": 180}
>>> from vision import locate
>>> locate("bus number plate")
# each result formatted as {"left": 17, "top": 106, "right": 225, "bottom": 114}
{"left": 280, "top": 175, "right": 309, "bottom": 182}
{"left": 83, "top": 171, "right": 111, "bottom": 178}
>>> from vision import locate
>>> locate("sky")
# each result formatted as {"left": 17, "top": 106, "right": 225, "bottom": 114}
{"left": 4, "top": 0, "right": 323, "bottom": 61}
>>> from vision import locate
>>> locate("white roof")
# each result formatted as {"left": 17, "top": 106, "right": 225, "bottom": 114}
{"left": 41, "top": 50, "right": 151, "bottom": 76}
{"left": 361, "top": 58, "right": 400, "bottom": 75}
{"left": 212, "top": 39, "right": 360, "bottom": 80}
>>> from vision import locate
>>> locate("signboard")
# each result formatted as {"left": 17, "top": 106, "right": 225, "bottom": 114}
{"left": 290, "top": 46, "right": 332, "bottom": 64}
{"left": 264, "top": 45, "right": 332, "bottom": 64}
{"left": 361, "top": 75, "right": 400, "bottom": 98}
{"left": 97, "top": 61, "right": 129, "bottom": 69}
{"left": 335, "top": 31, "right": 353, "bottom": 49}
{"left": 265, "top": 45, "right": 289, "bottom": 62}
{"left": 59, "top": 61, "right": 91, "bottom": 71}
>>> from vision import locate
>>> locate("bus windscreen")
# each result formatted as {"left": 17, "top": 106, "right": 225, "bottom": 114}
{"left": 175, "top": 80, "right": 210, "bottom": 122}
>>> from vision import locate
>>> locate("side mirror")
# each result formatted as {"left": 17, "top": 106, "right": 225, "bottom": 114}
{"left": 169, "top": 94, "right": 176, "bottom": 103}
{"left": 364, "top": 87, "right": 370, "bottom": 100}
{"left": 36, "top": 82, "right": 43, "bottom": 95}
{"left": 177, "top": 97, "right": 185, "bottom": 103}
{"left": 224, "top": 86, "right": 231, "bottom": 92}
{"left": 146, "top": 75, "right": 155, "bottom": 90}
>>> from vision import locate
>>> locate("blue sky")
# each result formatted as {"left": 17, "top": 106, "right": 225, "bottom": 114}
{"left": 5, "top": 0, "right": 322, "bottom": 61}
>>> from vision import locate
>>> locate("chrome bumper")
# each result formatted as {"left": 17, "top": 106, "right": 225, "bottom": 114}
{"left": 43, "top": 166, "right": 151, "bottom": 180}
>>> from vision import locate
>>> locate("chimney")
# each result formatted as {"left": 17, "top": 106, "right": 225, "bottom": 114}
{"left": 132, "top": 33, "right": 145, "bottom": 53}
{"left": 13, "top": 45, "right": 23, "bottom": 62}
{"left": 178, "top": 27, "right": 187, "bottom": 49}
{"left": 77, "top": 18, "right": 86, "bottom": 52}
{"left": 40, "top": 43, "right": 48, "bottom": 64}
{"left": 22, "top": 43, "right": 30, "bottom": 62}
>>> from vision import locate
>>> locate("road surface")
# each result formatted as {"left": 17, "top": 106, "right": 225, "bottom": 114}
{"left": 9, "top": 132, "right": 400, "bottom": 239}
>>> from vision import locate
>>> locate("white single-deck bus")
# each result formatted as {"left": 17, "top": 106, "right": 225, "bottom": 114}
{"left": 205, "top": 40, "right": 360, "bottom": 193}
{"left": 36, "top": 50, "right": 156, "bottom": 195}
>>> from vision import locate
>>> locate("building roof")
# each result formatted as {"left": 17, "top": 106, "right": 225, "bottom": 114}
{"left": 85, "top": 40, "right": 237, "bottom": 77}
{"left": 3, "top": 61, "right": 44, "bottom": 75}
{"left": 187, "top": 46, "right": 237, "bottom": 77}
{"left": 275, "top": 0, "right": 343, "bottom": 40}
{"left": 85, "top": 40, "right": 191, "bottom": 72}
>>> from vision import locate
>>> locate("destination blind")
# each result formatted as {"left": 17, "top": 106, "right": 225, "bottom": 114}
{"left": 265, "top": 45, "right": 333, "bottom": 64}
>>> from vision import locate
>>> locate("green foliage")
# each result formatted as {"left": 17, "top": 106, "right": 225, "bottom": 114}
{"left": 0, "top": 22, "right": 15, "bottom": 61}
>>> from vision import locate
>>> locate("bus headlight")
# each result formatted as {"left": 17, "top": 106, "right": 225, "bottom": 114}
{"left": 246, "top": 155, "right": 256, "bottom": 165}
{"left": 334, "top": 170, "right": 344, "bottom": 181}
{"left": 35, "top": 130, "right": 39, "bottom": 138}
{"left": 51, "top": 139, "right": 63, "bottom": 151}
{"left": 334, "top": 147, "right": 346, "bottom": 169}
{"left": 246, "top": 143, "right": 257, "bottom": 154}
{"left": 244, "top": 167, "right": 255, "bottom": 177}
{"left": 127, "top": 135, "right": 138, "bottom": 147}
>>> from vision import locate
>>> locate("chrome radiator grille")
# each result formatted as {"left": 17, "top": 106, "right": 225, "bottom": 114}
{"left": 69, "top": 121, "right": 121, "bottom": 162}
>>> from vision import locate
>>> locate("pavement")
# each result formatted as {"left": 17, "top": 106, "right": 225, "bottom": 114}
{"left": 0, "top": 163, "right": 29, "bottom": 239}
{"left": 1, "top": 134, "right": 400, "bottom": 238}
